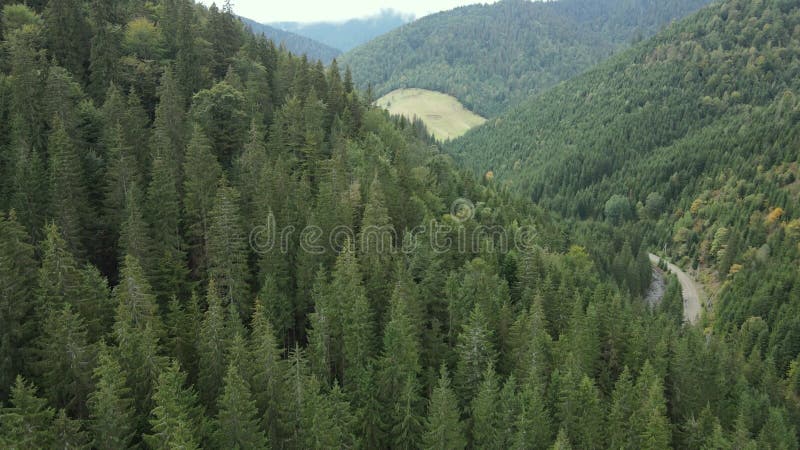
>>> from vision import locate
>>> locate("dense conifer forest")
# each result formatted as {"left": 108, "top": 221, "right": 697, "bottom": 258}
{"left": 449, "top": 0, "right": 800, "bottom": 379}
{"left": 0, "top": 0, "right": 798, "bottom": 449}
{"left": 341, "top": 0, "right": 711, "bottom": 117}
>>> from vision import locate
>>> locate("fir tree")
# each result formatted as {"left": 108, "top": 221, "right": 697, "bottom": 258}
{"left": 213, "top": 361, "right": 268, "bottom": 450}
{"left": 455, "top": 304, "right": 497, "bottom": 407}
{"left": 48, "top": 117, "right": 90, "bottom": 255}
{"left": 183, "top": 126, "right": 222, "bottom": 277}
{"left": 87, "top": 344, "right": 136, "bottom": 450}
{"left": 0, "top": 211, "right": 36, "bottom": 399}
{"left": 146, "top": 155, "right": 189, "bottom": 303}
{"left": 198, "top": 280, "right": 228, "bottom": 411}
{"left": 207, "top": 178, "right": 250, "bottom": 321}
{"left": 471, "top": 363, "right": 501, "bottom": 449}
{"left": 33, "top": 304, "right": 94, "bottom": 418}
{"left": 422, "top": 365, "right": 466, "bottom": 450}
{"left": 248, "top": 300, "right": 288, "bottom": 446}
{"left": 0, "top": 376, "right": 55, "bottom": 449}
{"left": 144, "top": 360, "right": 204, "bottom": 450}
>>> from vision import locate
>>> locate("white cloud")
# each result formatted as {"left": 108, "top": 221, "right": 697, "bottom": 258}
{"left": 198, "top": 0, "right": 499, "bottom": 23}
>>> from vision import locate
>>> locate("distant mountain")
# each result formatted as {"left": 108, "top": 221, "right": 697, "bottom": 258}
{"left": 271, "top": 10, "right": 413, "bottom": 52}
{"left": 449, "top": 0, "right": 800, "bottom": 367}
{"left": 239, "top": 17, "right": 341, "bottom": 63}
{"left": 341, "top": 0, "right": 711, "bottom": 117}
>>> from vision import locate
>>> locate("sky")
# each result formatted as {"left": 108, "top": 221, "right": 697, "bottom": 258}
{"left": 198, "top": 0, "right": 500, "bottom": 24}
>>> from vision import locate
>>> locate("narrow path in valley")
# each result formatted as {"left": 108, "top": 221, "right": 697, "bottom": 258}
{"left": 648, "top": 253, "right": 704, "bottom": 324}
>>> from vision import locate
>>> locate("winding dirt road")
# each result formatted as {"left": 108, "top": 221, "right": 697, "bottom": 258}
{"left": 648, "top": 253, "right": 703, "bottom": 324}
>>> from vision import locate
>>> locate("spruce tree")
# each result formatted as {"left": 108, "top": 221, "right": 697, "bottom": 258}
{"left": 422, "top": 365, "right": 466, "bottom": 450}
{"left": 248, "top": 300, "right": 288, "bottom": 446}
{"left": 455, "top": 304, "right": 497, "bottom": 407}
{"left": 512, "top": 371, "right": 553, "bottom": 450}
{"left": 183, "top": 126, "right": 222, "bottom": 277}
{"left": 112, "top": 255, "right": 166, "bottom": 422}
{"left": 557, "top": 370, "right": 603, "bottom": 449}
{"left": 607, "top": 366, "right": 637, "bottom": 449}
{"left": 33, "top": 304, "right": 93, "bottom": 418}
{"left": 213, "top": 361, "right": 268, "bottom": 450}
{"left": 146, "top": 155, "right": 189, "bottom": 303}
{"left": 198, "top": 280, "right": 228, "bottom": 411}
{"left": 471, "top": 363, "right": 501, "bottom": 449}
{"left": 87, "top": 344, "right": 136, "bottom": 450}
{"left": 207, "top": 178, "right": 250, "bottom": 320}
{"left": 0, "top": 376, "right": 55, "bottom": 449}
{"left": 359, "top": 176, "right": 394, "bottom": 322}
{"left": 150, "top": 67, "right": 187, "bottom": 178}
{"left": 51, "top": 408, "right": 90, "bottom": 449}
{"left": 48, "top": 117, "right": 90, "bottom": 255}
{"left": 0, "top": 210, "right": 36, "bottom": 399}
{"left": 144, "top": 360, "right": 204, "bottom": 450}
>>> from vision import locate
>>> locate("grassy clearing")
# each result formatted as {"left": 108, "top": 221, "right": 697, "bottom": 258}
{"left": 376, "top": 88, "right": 486, "bottom": 141}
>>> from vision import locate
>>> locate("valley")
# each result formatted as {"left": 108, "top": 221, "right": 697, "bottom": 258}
{"left": 376, "top": 88, "right": 486, "bottom": 140}
{"left": 0, "top": 0, "right": 799, "bottom": 448}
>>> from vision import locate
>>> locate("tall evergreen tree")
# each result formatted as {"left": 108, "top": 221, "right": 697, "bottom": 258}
{"left": 183, "top": 126, "right": 222, "bottom": 277}
{"left": 146, "top": 155, "right": 189, "bottom": 303}
{"left": 556, "top": 370, "right": 604, "bottom": 450}
{"left": 33, "top": 304, "right": 94, "bottom": 418}
{"left": 112, "top": 255, "right": 166, "bottom": 422}
{"left": 197, "top": 280, "right": 228, "bottom": 411}
{"left": 0, "top": 376, "right": 55, "bottom": 449}
{"left": 422, "top": 365, "right": 466, "bottom": 450}
{"left": 144, "top": 360, "right": 204, "bottom": 450}
{"left": 213, "top": 361, "right": 268, "bottom": 450}
{"left": 455, "top": 304, "right": 497, "bottom": 407}
{"left": 48, "top": 117, "right": 90, "bottom": 255}
{"left": 207, "top": 179, "right": 250, "bottom": 320}
{"left": 248, "top": 300, "right": 288, "bottom": 446}
{"left": 359, "top": 176, "right": 394, "bottom": 321}
{"left": 470, "top": 363, "right": 501, "bottom": 449}
{"left": 87, "top": 344, "right": 136, "bottom": 450}
{"left": 0, "top": 211, "right": 36, "bottom": 400}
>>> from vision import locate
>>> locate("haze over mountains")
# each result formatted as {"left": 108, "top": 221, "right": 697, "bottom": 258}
{"left": 271, "top": 10, "right": 414, "bottom": 52}
{"left": 239, "top": 16, "right": 342, "bottom": 63}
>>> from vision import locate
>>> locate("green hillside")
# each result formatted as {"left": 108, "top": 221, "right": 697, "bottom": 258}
{"left": 0, "top": 0, "right": 799, "bottom": 448}
{"left": 341, "top": 0, "right": 710, "bottom": 117}
{"left": 450, "top": 0, "right": 800, "bottom": 368}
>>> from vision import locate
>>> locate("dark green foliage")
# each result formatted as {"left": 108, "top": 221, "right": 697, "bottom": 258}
{"left": 0, "top": 376, "right": 55, "bottom": 449}
{"left": 423, "top": 365, "right": 466, "bottom": 450}
{"left": 343, "top": 0, "right": 710, "bottom": 116}
{"left": 213, "top": 361, "right": 268, "bottom": 449}
{"left": 0, "top": 211, "right": 36, "bottom": 400}
{"left": 0, "top": 1, "right": 798, "bottom": 447}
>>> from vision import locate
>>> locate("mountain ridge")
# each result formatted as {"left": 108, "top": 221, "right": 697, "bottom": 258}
{"left": 341, "top": 0, "right": 711, "bottom": 117}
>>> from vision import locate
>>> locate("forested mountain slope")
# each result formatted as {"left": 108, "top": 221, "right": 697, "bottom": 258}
{"left": 271, "top": 9, "right": 413, "bottom": 52}
{"left": 240, "top": 17, "right": 342, "bottom": 63}
{"left": 450, "top": 0, "right": 800, "bottom": 372}
{"left": 0, "top": 0, "right": 798, "bottom": 448}
{"left": 341, "top": 0, "right": 710, "bottom": 117}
